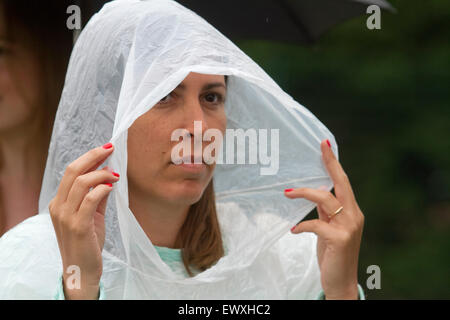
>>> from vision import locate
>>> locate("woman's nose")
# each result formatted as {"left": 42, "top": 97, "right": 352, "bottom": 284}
{"left": 183, "top": 100, "right": 209, "bottom": 136}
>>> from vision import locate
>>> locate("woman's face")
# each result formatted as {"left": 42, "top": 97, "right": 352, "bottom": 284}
{"left": 0, "top": 4, "right": 44, "bottom": 133}
{"left": 127, "top": 72, "right": 227, "bottom": 206}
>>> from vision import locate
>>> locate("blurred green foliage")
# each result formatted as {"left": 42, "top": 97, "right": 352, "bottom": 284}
{"left": 237, "top": 0, "right": 449, "bottom": 299}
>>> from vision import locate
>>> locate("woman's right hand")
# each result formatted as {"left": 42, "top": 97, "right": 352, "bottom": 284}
{"left": 49, "top": 143, "right": 119, "bottom": 300}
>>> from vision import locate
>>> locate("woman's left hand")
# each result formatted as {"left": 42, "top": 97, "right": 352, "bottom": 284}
{"left": 284, "top": 139, "right": 364, "bottom": 300}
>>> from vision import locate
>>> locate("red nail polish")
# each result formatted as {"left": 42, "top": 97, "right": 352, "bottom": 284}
{"left": 102, "top": 142, "right": 113, "bottom": 149}
{"left": 326, "top": 139, "right": 331, "bottom": 148}
{"left": 105, "top": 183, "right": 113, "bottom": 187}
{"left": 112, "top": 172, "right": 120, "bottom": 177}
{"left": 291, "top": 225, "right": 296, "bottom": 232}
{"left": 284, "top": 188, "right": 294, "bottom": 193}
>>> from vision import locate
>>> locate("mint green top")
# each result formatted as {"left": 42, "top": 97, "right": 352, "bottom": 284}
{"left": 54, "top": 245, "right": 365, "bottom": 300}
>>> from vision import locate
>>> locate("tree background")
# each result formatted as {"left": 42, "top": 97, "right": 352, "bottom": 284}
{"left": 235, "top": 0, "right": 449, "bottom": 299}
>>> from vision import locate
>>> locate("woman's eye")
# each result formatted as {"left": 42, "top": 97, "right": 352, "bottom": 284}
{"left": 204, "top": 92, "right": 224, "bottom": 105}
{"left": 157, "top": 93, "right": 173, "bottom": 104}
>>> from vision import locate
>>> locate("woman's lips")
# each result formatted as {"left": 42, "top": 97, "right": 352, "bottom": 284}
{"left": 170, "top": 155, "right": 207, "bottom": 173}
{"left": 170, "top": 162, "right": 206, "bottom": 173}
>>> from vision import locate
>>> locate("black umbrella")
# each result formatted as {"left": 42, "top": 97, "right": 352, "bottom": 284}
{"left": 77, "top": 0, "right": 396, "bottom": 44}
{"left": 181, "top": 0, "right": 396, "bottom": 44}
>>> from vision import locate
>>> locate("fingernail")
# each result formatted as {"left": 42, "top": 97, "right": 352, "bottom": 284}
{"left": 102, "top": 142, "right": 113, "bottom": 149}
{"left": 326, "top": 139, "right": 331, "bottom": 148}
{"left": 112, "top": 172, "right": 120, "bottom": 177}
{"left": 105, "top": 183, "right": 113, "bottom": 187}
{"left": 291, "top": 225, "right": 296, "bottom": 232}
{"left": 284, "top": 188, "right": 294, "bottom": 193}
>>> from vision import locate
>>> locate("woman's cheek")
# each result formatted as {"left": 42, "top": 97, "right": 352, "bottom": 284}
{"left": 0, "top": 56, "right": 45, "bottom": 130}
{"left": 0, "top": 93, "right": 33, "bottom": 130}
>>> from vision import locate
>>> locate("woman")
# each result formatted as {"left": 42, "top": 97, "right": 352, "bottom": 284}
{"left": 0, "top": 0, "right": 364, "bottom": 299}
{"left": 0, "top": 0, "right": 72, "bottom": 236}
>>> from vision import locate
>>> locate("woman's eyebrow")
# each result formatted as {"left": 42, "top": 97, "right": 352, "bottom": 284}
{"left": 175, "top": 82, "right": 226, "bottom": 91}
{"left": 202, "top": 83, "right": 226, "bottom": 91}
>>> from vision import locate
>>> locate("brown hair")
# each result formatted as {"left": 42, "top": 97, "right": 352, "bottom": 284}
{"left": 1, "top": 0, "right": 73, "bottom": 142}
{"left": 0, "top": 1, "right": 73, "bottom": 235}
{"left": 175, "top": 179, "right": 224, "bottom": 276}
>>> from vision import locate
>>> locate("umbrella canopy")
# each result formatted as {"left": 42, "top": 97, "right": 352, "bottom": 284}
{"left": 178, "top": 0, "right": 396, "bottom": 44}
{"left": 77, "top": 0, "right": 396, "bottom": 44}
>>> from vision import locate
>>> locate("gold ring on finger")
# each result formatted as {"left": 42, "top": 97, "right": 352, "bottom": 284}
{"left": 329, "top": 206, "right": 344, "bottom": 219}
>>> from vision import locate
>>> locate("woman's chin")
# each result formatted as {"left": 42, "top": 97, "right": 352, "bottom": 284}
{"left": 168, "top": 180, "right": 207, "bottom": 204}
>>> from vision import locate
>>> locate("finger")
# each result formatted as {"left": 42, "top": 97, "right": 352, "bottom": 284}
{"left": 97, "top": 167, "right": 114, "bottom": 216}
{"left": 321, "top": 140, "right": 356, "bottom": 207}
{"left": 315, "top": 186, "right": 331, "bottom": 222}
{"left": 317, "top": 204, "right": 331, "bottom": 223}
{"left": 86, "top": 157, "right": 111, "bottom": 174}
{"left": 77, "top": 183, "right": 114, "bottom": 224}
{"left": 56, "top": 143, "right": 114, "bottom": 204}
{"left": 97, "top": 188, "right": 111, "bottom": 217}
{"left": 291, "top": 219, "right": 335, "bottom": 239}
{"left": 285, "top": 187, "right": 342, "bottom": 217}
{"left": 66, "top": 167, "right": 119, "bottom": 213}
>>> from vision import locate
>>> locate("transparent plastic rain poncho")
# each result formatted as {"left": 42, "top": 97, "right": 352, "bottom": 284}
{"left": 0, "top": 0, "right": 339, "bottom": 299}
